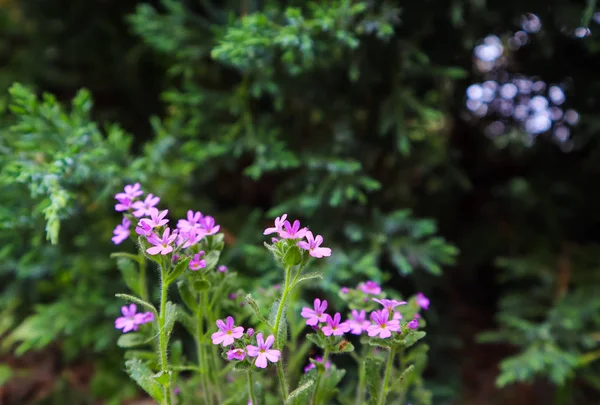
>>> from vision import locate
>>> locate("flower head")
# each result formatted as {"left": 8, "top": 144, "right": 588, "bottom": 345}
{"left": 263, "top": 214, "right": 288, "bottom": 235}
{"left": 177, "top": 210, "right": 204, "bottom": 233}
{"left": 199, "top": 215, "right": 220, "bottom": 235}
{"left": 218, "top": 265, "right": 227, "bottom": 273}
{"left": 189, "top": 252, "right": 206, "bottom": 271}
{"left": 112, "top": 217, "right": 131, "bottom": 245}
{"left": 115, "top": 183, "right": 143, "bottom": 200}
{"left": 246, "top": 328, "right": 255, "bottom": 337}
{"left": 135, "top": 220, "right": 153, "bottom": 236}
{"left": 177, "top": 227, "right": 206, "bottom": 249}
{"left": 115, "top": 304, "right": 139, "bottom": 333}
{"left": 135, "top": 311, "right": 155, "bottom": 325}
{"left": 360, "top": 281, "right": 381, "bottom": 295}
{"left": 298, "top": 231, "right": 332, "bottom": 258}
{"left": 246, "top": 333, "right": 281, "bottom": 368}
{"left": 373, "top": 298, "right": 407, "bottom": 312}
{"left": 132, "top": 194, "right": 160, "bottom": 218}
{"left": 341, "top": 287, "right": 349, "bottom": 294}
{"left": 301, "top": 298, "right": 328, "bottom": 326}
{"left": 115, "top": 197, "right": 133, "bottom": 212}
{"left": 407, "top": 319, "right": 419, "bottom": 330}
{"left": 367, "top": 309, "right": 400, "bottom": 338}
{"left": 211, "top": 316, "right": 244, "bottom": 346}
{"left": 146, "top": 228, "right": 177, "bottom": 255}
{"left": 348, "top": 310, "right": 371, "bottom": 335}
{"left": 144, "top": 209, "right": 169, "bottom": 228}
{"left": 304, "top": 356, "right": 332, "bottom": 373}
{"left": 279, "top": 220, "right": 308, "bottom": 239}
{"left": 416, "top": 292, "right": 430, "bottom": 310}
{"left": 322, "top": 313, "right": 350, "bottom": 336}
{"left": 227, "top": 348, "right": 247, "bottom": 361}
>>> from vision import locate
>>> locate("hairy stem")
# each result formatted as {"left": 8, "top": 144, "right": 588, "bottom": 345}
{"left": 379, "top": 347, "right": 396, "bottom": 405}
{"left": 273, "top": 266, "right": 292, "bottom": 401}
{"left": 247, "top": 370, "right": 258, "bottom": 405}
{"left": 158, "top": 265, "right": 172, "bottom": 405}
{"left": 196, "top": 293, "right": 213, "bottom": 405}
{"left": 138, "top": 253, "right": 148, "bottom": 301}
{"left": 311, "top": 349, "right": 330, "bottom": 405}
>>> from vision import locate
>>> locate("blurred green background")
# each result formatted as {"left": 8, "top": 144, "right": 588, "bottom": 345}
{"left": 1, "top": 0, "right": 600, "bottom": 404}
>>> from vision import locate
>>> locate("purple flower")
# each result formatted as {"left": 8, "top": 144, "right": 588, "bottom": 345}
{"left": 279, "top": 220, "right": 308, "bottom": 239}
{"left": 416, "top": 292, "right": 430, "bottom": 310}
{"left": 298, "top": 231, "right": 332, "bottom": 258}
{"left": 218, "top": 265, "right": 227, "bottom": 273}
{"left": 407, "top": 319, "right": 419, "bottom": 330}
{"left": 360, "top": 281, "right": 381, "bottom": 295}
{"left": 146, "top": 228, "right": 177, "bottom": 255}
{"left": 144, "top": 209, "right": 169, "bottom": 228}
{"left": 246, "top": 333, "right": 280, "bottom": 368}
{"left": 373, "top": 298, "right": 407, "bottom": 312}
{"left": 199, "top": 215, "right": 220, "bottom": 235}
{"left": 263, "top": 214, "right": 287, "bottom": 235}
{"left": 211, "top": 316, "right": 244, "bottom": 346}
{"left": 189, "top": 252, "right": 206, "bottom": 271}
{"left": 367, "top": 309, "right": 400, "bottom": 338}
{"left": 135, "top": 312, "right": 155, "bottom": 325}
{"left": 177, "top": 228, "right": 206, "bottom": 249}
{"left": 227, "top": 348, "right": 247, "bottom": 361}
{"left": 247, "top": 328, "right": 255, "bottom": 337}
{"left": 304, "top": 356, "right": 332, "bottom": 373}
{"left": 321, "top": 313, "right": 350, "bottom": 336}
{"left": 135, "top": 220, "right": 153, "bottom": 236}
{"left": 115, "top": 197, "right": 133, "bottom": 212}
{"left": 115, "top": 183, "right": 143, "bottom": 200}
{"left": 393, "top": 311, "right": 403, "bottom": 321}
{"left": 132, "top": 194, "right": 160, "bottom": 218}
{"left": 340, "top": 287, "right": 349, "bottom": 294}
{"left": 301, "top": 298, "right": 329, "bottom": 326}
{"left": 348, "top": 310, "right": 371, "bottom": 335}
{"left": 112, "top": 217, "right": 131, "bottom": 245}
{"left": 177, "top": 210, "right": 204, "bottom": 233}
{"left": 115, "top": 304, "right": 139, "bottom": 333}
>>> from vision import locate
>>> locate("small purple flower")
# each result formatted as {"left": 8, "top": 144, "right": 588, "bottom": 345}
{"left": 115, "top": 183, "right": 143, "bottom": 200}
{"left": 304, "top": 356, "right": 332, "bottom": 373}
{"left": 135, "top": 312, "right": 155, "bottom": 325}
{"left": 135, "top": 220, "right": 153, "bottom": 236}
{"left": 218, "top": 265, "right": 227, "bottom": 273}
{"left": 246, "top": 333, "right": 281, "bottom": 368}
{"left": 279, "top": 220, "right": 308, "bottom": 239}
{"left": 373, "top": 298, "right": 407, "bottom": 312}
{"left": 301, "top": 298, "right": 328, "bottom": 326}
{"left": 177, "top": 210, "right": 204, "bottom": 233}
{"left": 340, "top": 287, "right": 349, "bottom": 294}
{"left": 321, "top": 313, "right": 350, "bottom": 336}
{"left": 132, "top": 194, "right": 160, "bottom": 218}
{"left": 112, "top": 217, "right": 131, "bottom": 245}
{"left": 227, "top": 348, "right": 247, "bottom": 361}
{"left": 189, "top": 252, "right": 206, "bottom": 271}
{"left": 177, "top": 227, "right": 206, "bottom": 249}
{"left": 146, "top": 228, "right": 177, "bottom": 255}
{"left": 115, "top": 197, "right": 133, "bottom": 212}
{"left": 348, "top": 310, "right": 371, "bottom": 335}
{"left": 211, "top": 316, "right": 244, "bottom": 346}
{"left": 228, "top": 293, "right": 238, "bottom": 300}
{"left": 393, "top": 311, "right": 403, "bottom": 321}
{"left": 407, "top": 319, "right": 419, "bottom": 330}
{"left": 367, "top": 309, "right": 400, "bottom": 338}
{"left": 298, "top": 231, "right": 332, "bottom": 258}
{"left": 199, "top": 215, "right": 220, "bottom": 235}
{"left": 263, "top": 214, "right": 288, "bottom": 235}
{"left": 247, "top": 328, "right": 255, "bottom": 337}
{"left": 416, "top": 292, "right": 430, "bottom": 310}
{"left": 360, "top": 281, "right": 381, "bottom": 295}
{"left": 144, "top": 209, "right": 169, "bottom": 228}
{"left": 115, "top": 304, "right": 139, "bottom": 333}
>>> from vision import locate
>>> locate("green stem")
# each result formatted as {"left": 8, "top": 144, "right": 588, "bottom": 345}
{"left": 378, "top": 347, "right": 396, "bottom": 405}
{"left": 196, "top": 293, "right": 213, "bottom": 405}
{"left": 138, "top": 253, "right": 148, "bottom": 301}
{"left": 355, "top": 353, "right": 366, "bottom": 405}
{"left": 247, "top": 370, "right": 258, "bottom": 405}
{"left": 311, "top": 349, "right": 330, "bottom": 405}
{"left": 158, "top": 266, "right": 172, "bottom": 405}
{"left": 273, "top": 266, "right": 292, "bottom": 401}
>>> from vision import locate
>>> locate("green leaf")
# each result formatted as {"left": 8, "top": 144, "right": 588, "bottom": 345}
{"left": 245, "top": 294, "right": 272, "bottom": 329}
{"left": 192, "top": 279, "right": 210, "bottom": 292}
{"left": 306, "top": 333, "right": 326, "bottom": 349}
{"left": 402, "top": 331, "right": 426, "bottom": 349}
{"left": 233, "top": 361, "right": 251, "bottom": 371}
{"left": 176, "top": 310, "right": 196, "bottom": 338}
{"left": 329, "top": 340, "right": 354, "bottom": 354}
{"left": 284, "top": 245, "right": 302, "bottom": 266}
{"left": 110, "top": 252, "right": 143, "bottom": 265}
{"left": 115, "top": 257, "right": 141, "bottom": 296}
{"left": 153, "top": 370, "right": 171, "bottom": 387}
{"left": 166, "top": 256, "right": 192, "bottom": 285}
{"left": 269, "top": 299, "right": 287, "bottom": 348}
{"left": 125, "top": 359, "right": 164, "bottom": 403}
{"left": 0, "top": 364, "right": 13, "bottom": 387}
{"left": 177, "top": 280, "right": 197, "bottom": 310}
{"left": 203, "top": 250, "right": 221, "bottom": 271}
{"left": 365, "top": 357, "right": 384, "bottom": 405}
{"left": 117, "top": 333, "right": 149, "bottom": 348}
{"left": 292, "top": 271, "right": 323, "bottom": 287}
{"left": 163, "top": 302, "right": 177, "bottom": 338}
{"left": 287, "top": 379, "right": 315, "bottom": 403}
{"left": 394, "top": 364, "right": 414, "bottom": 385}
{"left": 115, "top": 294, "right": 158, "bottom": 317}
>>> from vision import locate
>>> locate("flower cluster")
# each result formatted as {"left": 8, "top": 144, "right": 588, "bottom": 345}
{"left": 211, "top": 316, "right": 280, "bottom": 369}
{"left": 115, "top": 304, "right": 154, "bottom": 333}
{"left": 264, "top": 214, "right": 331, "bottom": 258}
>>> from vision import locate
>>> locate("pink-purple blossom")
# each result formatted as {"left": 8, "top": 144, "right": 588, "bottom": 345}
{"left": 177, "top": 210, "right": 204, "bottom": 233}
{"left": 132, "top": 194, "right": 160, "bottom": 218}
{"left": 199, "top": 215, "right": 220, "bottom": 235}
{"left": 146, "top": 228, "right": 177, "bottom": 255}
{"left": 321, "top": 313, "right": 350, "bottom": 336}
{"left": 341, "top": 287, "right": 349, "bottom": 294}
{"left": 227, "top": 348, "right": 247, "bottom": 361}
{"left": 246, "top": 333, "right": 281, "bottom": 368}
{"left": 115, "top": 197, "right": 133, "bottom": 212}
{"left": 348, "top": 310, "right": 371, "bottom": 335}
{"left": 115, "top": 304, "right": 154, "bottom": 333}
{"left": 218, "top": 265, "right": 227, "bottom": 273}
{"left": 189, "top": 252, "right": 206, "bottom": 271}
{"left": 279, "top": 220, "right": 308, "bottom": 239}
{"left": 112, "top": 217, "right": 131, "bottom": 245}
{"left": 247, "top": 328, "right": 254, "bottom": 337}
{"left": 416, "top": 292, "right": 430, "bottom": 310}
{"left": 407, "top": 319, "right": 419, "bottom": 330}
{"left": 304, "top": 356, "right": 332, "bottom": 373}
{"left": 263, "top": 214, "right": 288, "bottom": 235}
{"left": 177, "top": 228, "right": 206, "bottom": 249}
{"left": 360, "top": 281, "right": 382, "bottom": 295}
{"left": 211, "top": 316, "right": 244, "bottom": 346}
{"left": 115, "top": 183, "right": 143, "bottom": 200}
{"left": 298, "top": 231, "right": 332, "bottom": 258}
{"left": 373, "top": 298, "right": 407, "bottom": 312}
{"left": 367, "top": 309, "right": 400, "bottom": 338}
{"left": 301, "top": 298, "right": 329, "bottom": 326}
{"left": 144, "top": 209, "right": 169, "bottom": 228}
{"left": 135, "top": 220, "right": 153, "bottom": 236}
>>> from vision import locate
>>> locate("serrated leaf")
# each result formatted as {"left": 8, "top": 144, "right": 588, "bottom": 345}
{"left": 117, "top": 333, "right": 148, "bottom": 348}
{"left": 125, "top": 359, "right": 164, "bottom": 403}
{"left": 365, "top": 357, "right": 384, "bottom": 405}
{"left": 287, "top": 379, "right": 315, "bottom": 403}
{"left": 166, "top": 256, "right": 192, "bottom": 285}
{"left": 233, "top": 361, "right": 251, "bottom": 371}
{"left": 115, "top": 294, "right": 158, "bottom": 317}
{"left": 245, "top": 294, "right": 272, "bottom": 329}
